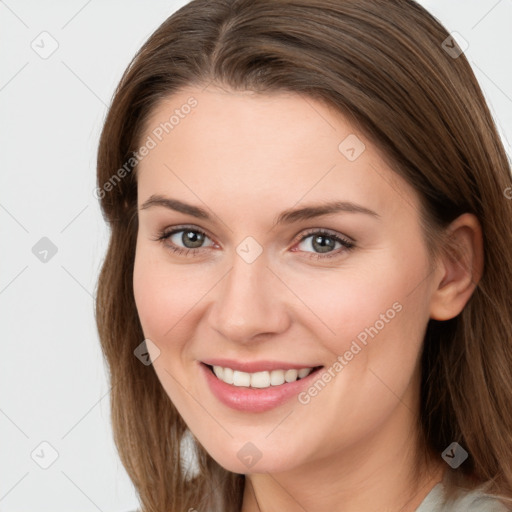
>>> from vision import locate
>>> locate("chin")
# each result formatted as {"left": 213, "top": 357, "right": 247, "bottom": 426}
{"left": 199, "top": 438, "right": 301, "bottom": 475}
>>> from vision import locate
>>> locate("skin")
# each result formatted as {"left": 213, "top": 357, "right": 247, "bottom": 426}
{"left": 132, "top": 85, "right": 483, "bottom": 512}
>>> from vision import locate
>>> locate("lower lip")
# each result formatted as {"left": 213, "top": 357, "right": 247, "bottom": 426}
{"left": 199, "top": 363, "right": 323, "bottom": 413}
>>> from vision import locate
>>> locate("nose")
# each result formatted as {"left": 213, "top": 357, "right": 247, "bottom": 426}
{"left": 206, "top": 252, "right": 291, "bottom": 344}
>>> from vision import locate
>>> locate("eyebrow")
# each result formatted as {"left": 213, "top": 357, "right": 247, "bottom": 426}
{"left": 139, "top": 194, "right": 380, "bottom": 224}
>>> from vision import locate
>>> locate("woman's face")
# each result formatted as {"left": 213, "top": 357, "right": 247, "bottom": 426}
{"left": 133, "top": 86, "right": 440, "bottom": 474}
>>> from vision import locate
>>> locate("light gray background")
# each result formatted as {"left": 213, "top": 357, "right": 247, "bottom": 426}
{"left": 1, "top": 1, "right": 511, "bottom": 511}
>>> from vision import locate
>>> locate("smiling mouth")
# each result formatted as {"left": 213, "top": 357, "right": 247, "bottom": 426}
{"left": 204, "top": 363, "right": 323, "bottom": 389}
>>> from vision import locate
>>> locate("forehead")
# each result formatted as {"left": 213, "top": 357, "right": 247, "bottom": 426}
{"left": 135, "top": 86, "right": 419, "bottom": 223}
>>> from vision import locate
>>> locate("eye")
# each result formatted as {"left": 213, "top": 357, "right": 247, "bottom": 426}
{"left": 153, "top": 226, "right": 355, "bottom": 260}
{"left": 292, "top": 229, "right": 355, "bottom": 259}
{"left": 154, "top": 226, "right": 215, "bottom": 256}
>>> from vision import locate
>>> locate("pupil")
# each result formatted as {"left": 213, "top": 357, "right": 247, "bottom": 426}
{"left": 313, "top": 235, "right": 334, "bottom": 253}
{"left": 183, "top": 231, "right": 204, "bottom": 248}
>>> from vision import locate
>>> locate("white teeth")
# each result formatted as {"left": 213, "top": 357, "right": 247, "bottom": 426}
{"left": 250, "top": 371, "right": 271, "bottom": 388}
{"left": 284, "top": 369, "right": 298, "bottom": 382}
{"left": 233, "top": 370, "right": 251, "bottom": 387}
{"left": 210, "top": 365, "right": 315, "bottom": 388}
{"left": 213, "top": 365, "right": 223, "bottom": 379}
{"left": 298, "top": 368, "right": 311, "bottom": 378}
{"left": 270, "top": 369, "right": 285, "bottom": 386}
{"left": 223, "top": 366, "right": 234, "bottom": 384}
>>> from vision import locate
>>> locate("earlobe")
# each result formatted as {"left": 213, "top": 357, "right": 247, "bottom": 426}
{"left": 429, "top": 213, "right": 484, "bottom": 321}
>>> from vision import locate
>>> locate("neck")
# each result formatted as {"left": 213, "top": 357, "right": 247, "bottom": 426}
{"left": 242, "top": 444, "right": 444, "bottom": 512}
{"left": 241, "top": 387, "right": 445, "bottom": 512}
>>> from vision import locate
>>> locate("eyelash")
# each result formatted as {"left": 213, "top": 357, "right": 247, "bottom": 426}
{"left": 153, "top": 225, "right": 355, "bottom": 260}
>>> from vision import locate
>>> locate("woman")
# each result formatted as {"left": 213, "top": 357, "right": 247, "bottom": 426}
{"left": 95, "top": 1, "right": 512, "bottom": 510}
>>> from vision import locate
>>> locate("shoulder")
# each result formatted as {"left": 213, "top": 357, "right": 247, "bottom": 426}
{"left": 461, "top": 492, "right": 511, "bottom": 512}
{"left": 416, "top": 482, "right": 511, "bottom": 512}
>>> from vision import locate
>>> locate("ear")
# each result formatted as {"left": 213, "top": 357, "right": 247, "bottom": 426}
{"left": 429, "top": 213, "right": 484, "bottom": 321}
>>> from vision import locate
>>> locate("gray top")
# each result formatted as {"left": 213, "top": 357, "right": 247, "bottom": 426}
{"left": 128, "top": 480, "right": 512, "bottom": 511}
{"left": 416, "top": 481, "right": 511, "bottom": 511}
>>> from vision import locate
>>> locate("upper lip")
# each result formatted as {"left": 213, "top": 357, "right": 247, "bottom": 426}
{"left": 201, "top": 358, "right": 323, "bottom": 373}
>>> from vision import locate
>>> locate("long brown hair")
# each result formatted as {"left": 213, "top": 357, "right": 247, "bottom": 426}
{"left": 95, "top": 1, "right": 512, "bottom": 510}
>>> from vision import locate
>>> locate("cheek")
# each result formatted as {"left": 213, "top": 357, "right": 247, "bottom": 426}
{"left": 286, "top": 250, "right": 431, "bottom": 457}
{"left": 133, "top": 241, "right": 187, "bottom": 342}
{"left": 290, "top": 242, "right": 432, "bottom": 393}
{"left": 132, "top": 240, "right": 217, "bottom": 348}
{"left": 132, "top": 241, "right": 225, "bottom": 445}
{"left": 289, "top": 256, "right": 425, "bottom": 350}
